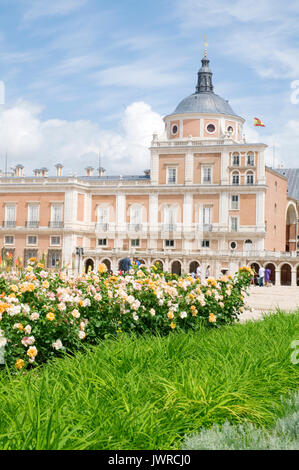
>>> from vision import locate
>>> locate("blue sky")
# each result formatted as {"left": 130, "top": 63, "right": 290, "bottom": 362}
{"left": 0, "top": 0, "right": 299, "bottom": 175}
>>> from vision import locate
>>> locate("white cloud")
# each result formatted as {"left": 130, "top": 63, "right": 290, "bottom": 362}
{"left": 0, "top": 100, "right": 164, "bottom": 175}
{"left": 23, "top": 0, "right": 87, "bottom": 21}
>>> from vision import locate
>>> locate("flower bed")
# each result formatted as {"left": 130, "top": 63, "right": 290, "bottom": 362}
{"left": 0, "top": 260, "right": 253, "bottom": 370}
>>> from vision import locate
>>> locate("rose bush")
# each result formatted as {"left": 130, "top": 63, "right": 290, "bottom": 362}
{"left": 0, "top": 259, "right": 253, "bottom": 370}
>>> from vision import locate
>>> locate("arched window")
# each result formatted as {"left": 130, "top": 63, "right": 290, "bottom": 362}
{"left": 244, "top": 239, "right": 253, "bottom": 251}
{"left": 232, "top": 153, "right": 240, "bottom": 166}
{"left": 232, "top": 171, "right": 240, "bottom": 185}
{"left": 246, "top": 171, "right": 254, "bottom": 185}
{"left": 247, "top": 152, "right": 255, "bottom": 166}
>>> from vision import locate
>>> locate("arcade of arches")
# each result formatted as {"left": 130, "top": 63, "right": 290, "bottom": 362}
{"left": 82, "top": 256, "right": 299, "bottom": 286}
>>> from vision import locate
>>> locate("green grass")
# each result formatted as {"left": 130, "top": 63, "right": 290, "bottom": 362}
{"left": 182, "top": 391, "right": 299, "bottom": 449}
{"left": 0, "top": 311, "right": 298, "bottom": 450}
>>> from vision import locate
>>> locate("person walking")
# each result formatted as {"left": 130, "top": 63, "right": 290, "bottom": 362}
{"left": 205, "top": 264, "right": 210, "bottom": 279}
{"left": 120, "top": 257, "right": 131, "bottom": 273}
{"left": 265, "top": 268, "right": 271, "bottom": 286}
{"left": 258, "top": 266, "right": 265, "bottom": 287}
{"left": 196, "top": 263, "right": 201, "bottom": 280}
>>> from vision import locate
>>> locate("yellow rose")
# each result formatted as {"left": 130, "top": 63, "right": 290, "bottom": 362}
{"left": 42, "top": 280, "right": 49, "bottom": 289}
{"left": 209, "top": 313, "right": 217, "bottom": 323}
{"left": 170, "top": 322, "right": 176, "bottom": 329}
{"left": 167, "top": 311, "right": 174, "bottom": 319}
{"left": 46, "top": 312, "right": 55, "bottom": 321}
{"left": 27, "top": 346, "right": 37, "bottom": 358}
{"left": 15, "top": 359, "right": 25, "bottom": 370}
{"left": 98, "top": 263, "right": 107, "bottom": 274}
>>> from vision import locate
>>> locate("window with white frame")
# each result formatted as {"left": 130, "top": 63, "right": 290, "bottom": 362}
{"left": 246, "top": 171, "right": 254, "bottom": 185}
{"left": 50, "top": 236, "right": 61, "bottom": 246}
{"left": 165, "top": 239, "right": 175, "bottom": 248}
{"left": 130, "top": 204, "right": 142, "bottom": 229}
{"left": 231, "top": 217, "right": 238, "bottom": 232}
{"left": 5, "top": 204, "right": 16, "bottom": 226}
{"left": 247, "top": 152, "right": 255, "bottom": 166}
{"left": 27, "top": 235, "right": 37, "bottom": 246}
{"left": 167, "top": 167, "right": 177, "bottom": 184}
{"left": 201, "top": 239, "right": 210, "bottom": 248}
{"left": 164, "top": 205, "right": 177, "bottom": 231}
{"left": 202, "top": 206, "right": 211, "bottom": 225}
{"left": 4, "top": 235, "right": 14, "bottom": 245}
{"left": 232, "top": 153, "right": 240, "bottom": 166}
{"left": 98, "top": 238, "right": 107, "bottom": 246}
{"left": 231, "top": 195, "right": 239, "bottom": 210}
{"left": 50, "top": 204, "right": 63, "bottom": 227}
{"left": 231, "top": 171, "right": 240, "bottom": 185}
{"left": 131, "top": 239, "right": 140, "bottom": 247}
{"left": 97, "top": 205, "right": 109, "bottom": 229}
{"left": 27, "top": 204, "right": 39, "bottom": 224}
{"left": 202, "top": 166, "right": 212, "bottom": 184}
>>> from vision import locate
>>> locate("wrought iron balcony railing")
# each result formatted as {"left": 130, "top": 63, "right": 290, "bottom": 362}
{"left": 48, "top": 221, "right": 64, "bottom": 228}
{"left": 25, "top": 221, "right": 39, "bottom": 228}
{"left": 2, "top": 221, "right": 16, "bottom": 228}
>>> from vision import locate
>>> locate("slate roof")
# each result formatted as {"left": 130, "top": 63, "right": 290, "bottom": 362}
{"left": 275, "top": 168, "right": 299, "bottom": 200}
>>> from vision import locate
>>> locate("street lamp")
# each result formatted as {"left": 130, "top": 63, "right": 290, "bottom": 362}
{"left": 75, "top": 247, "right": 84, "bottom": 273}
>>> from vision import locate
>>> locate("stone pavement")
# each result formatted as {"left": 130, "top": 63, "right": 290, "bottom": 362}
{"left": 239, "top": 286, "right": 299, "bottom": 322}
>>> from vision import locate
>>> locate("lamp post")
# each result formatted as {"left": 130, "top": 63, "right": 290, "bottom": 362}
{"left": 76, "top": 247, "right": 84, "bottom": 273}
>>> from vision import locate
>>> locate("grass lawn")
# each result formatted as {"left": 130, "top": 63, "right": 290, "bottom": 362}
{"left": 0, "top": 311, "right": 298, "bottom": 450}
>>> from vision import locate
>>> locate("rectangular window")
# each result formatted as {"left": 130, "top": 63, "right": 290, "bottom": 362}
{"left": 98, "top": 238, "right": 107, "bottom": 246}
{"left": 28, "top": 204, "right": 39, "bottom": 222}
{"left": 167, "top": 167, "right": 177, "bottom": 184}
{"left": 50, "top": 236, "right": 61, "bottom": 246}
{"left": 231, "top": 217, "right": 238, "bottom": 232}
{"left": 232, "top": 155, "right": 240, "bottom": 166}
{"left": 202, "top": 167, "right": 212, "bottom": 183}
{"left": 201, "top": 240, "right": 210, "bottom": 248}
{"left": 164, "top": 205, "right": 177, "bottom": 231}
{"left": 4, "top": 235, "right": 14, "bottom": 245}
{"left": 231, "top": 195, "right": 239, "bottom": 210}
{"left": 50, "top": 204, "right": 63, "bottom": 227}
{"left": 48, "top": 250, "right": 61, "bottom": 269}
{"left": 5, "top": 204, "right": 16, "bottom": 226}
{"left": 165, "top": 239, "right": 175, "bottom": 248}
{"left": 131, "top": 239, "right": 140, "bottom": 247}
{"left": 202, "top": 206, "right": 211, "bottom": 225}
{"left": 27, "top": 236, "right": 37, "bottom": 246}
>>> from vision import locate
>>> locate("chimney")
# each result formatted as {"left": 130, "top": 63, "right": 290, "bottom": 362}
{"left": 33, "top": 169, "right": 41, "bottom": 177}
{"left": 15, "top": 164, "right": 24, "bottom": 177}
{"left": 55, "top": 163, "right": 63, "bottom": 177}
{"left": 144, "top": 169, "right": 150, "bottom": 177}
{"left": 85, "top": 166, "right": 94, "bottom": 177}
{"left": 98, "top": 166, "right": 105, "bottom": 177}
{"left": 41, "top": 167, "right": 48, "bottom": 177}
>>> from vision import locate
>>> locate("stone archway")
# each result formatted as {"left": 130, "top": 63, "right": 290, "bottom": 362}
{"left": 281, "top": 264, "right": 292, "bottom": 286}
{"left": 250, "top": 263, "right": 260, "bottom": 285}
{"left": 153, "top": 259, "right": 163, "bottom": 270}
{"left": 101, "top": 258, "right": 111, "bottom": 271}
{"left": 171, "top": 260, "right": 182, "bottom": 276}
{"left": 265, "top": 263, "right": 276, "bottom": 285}
{"left": 189, "top": 260, "right": 199, "bottom": 274}
{"left": 85, "top": 258, "right": 94, "bottom": 273}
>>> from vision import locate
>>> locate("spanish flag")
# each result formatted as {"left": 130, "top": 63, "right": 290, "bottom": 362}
{"left": 254, "top": 117, "right": 265, "bottom": 127}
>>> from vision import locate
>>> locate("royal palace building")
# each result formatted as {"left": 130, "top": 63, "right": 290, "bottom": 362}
{"left": 1, "top": 53, "right": 299, "bottom": 284}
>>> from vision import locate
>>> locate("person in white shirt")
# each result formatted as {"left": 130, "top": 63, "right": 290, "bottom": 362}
{"left": 258, "top": 266, "right": 265, "bottom": 287}
{"left": 196, "top": 264, "right": 201, "bottom": 280}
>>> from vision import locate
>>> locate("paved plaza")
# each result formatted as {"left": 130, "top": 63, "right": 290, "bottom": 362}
{"left": 240, "top": 286, "right": 299, "bottom": 322}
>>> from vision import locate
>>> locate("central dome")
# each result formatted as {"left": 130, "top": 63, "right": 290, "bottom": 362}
{"left": 170, "top": 55, "right": 238, "bottom": 117}
{"left": 173, "top": 92, "right": 236, "bottom": 116}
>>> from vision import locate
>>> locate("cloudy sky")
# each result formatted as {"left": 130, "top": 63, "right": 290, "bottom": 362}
{"left": 0, "top": 0, "right": 299, "bottom": 175}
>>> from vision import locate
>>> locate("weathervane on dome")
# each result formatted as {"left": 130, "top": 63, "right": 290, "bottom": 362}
{"left": 204, "top": 34, "right": 208, "bottom": 57}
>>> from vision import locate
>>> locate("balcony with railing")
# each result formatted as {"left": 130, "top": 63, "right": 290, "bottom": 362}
{"left": 2, "top": 221, "right": 16, "bottom": 228}
{"left": 127, "top": 223, "right": 143, "bottom": 233}
{"left": 48, "top": 221, "right": 64, "bottom": 228}
{"left": 25, "top": 220, "right": 39, "bottom": 228}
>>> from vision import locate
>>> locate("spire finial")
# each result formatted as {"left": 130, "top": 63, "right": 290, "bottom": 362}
{"left": 204, "top": 33, "right": 208, "bottom": 57}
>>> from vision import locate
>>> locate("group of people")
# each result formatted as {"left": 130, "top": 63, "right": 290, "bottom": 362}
{"left": 255, "top": 266, "right": 272, "bottom": 287}
{"left": 191, "top": 263, "right": 210, "bottom": 280}
{"left": 119, "top": 257, "right": 142, "bottom": 274}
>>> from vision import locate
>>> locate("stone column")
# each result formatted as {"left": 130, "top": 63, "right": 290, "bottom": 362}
{"left": 185, "top": 151, "right": 194, "bottom": 184}
{"left": 275, "top": 269, "right": 281, "bottom": 286}
{"left": 257, "top": 150, "right": 266, "bottom": 184}
{"left": 291, "top": 269, "right": 297, "bottom": 287}
{"left": 256, "top": 191, "right": 265, "bottom": 231}
{"left": 220, "top": 150, "right": 229, "bottom": 184}
{"left": 219, "top": 192, "right": 229, "bottom": 229}
{"left": 151, "top": 151, "right": 159, "bottom": 185}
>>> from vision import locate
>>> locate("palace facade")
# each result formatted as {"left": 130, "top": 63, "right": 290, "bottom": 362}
{"left": 1, "top": 54, "right": 299, "bottom": 284}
